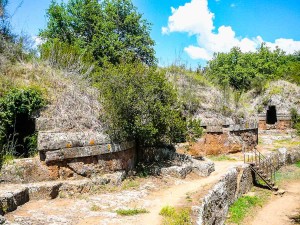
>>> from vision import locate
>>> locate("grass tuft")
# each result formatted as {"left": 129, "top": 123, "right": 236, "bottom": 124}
{"left": 207, "top": 154, "right": 236, "bottom": 161}
{"left": 90, "top": 204, "right": 101, "bottom": 211}
{"left": 160, "top": 206, "right": 191, "bottom": 225}
{"left": 115, "top": 208, "right": 149, "bottom": 216}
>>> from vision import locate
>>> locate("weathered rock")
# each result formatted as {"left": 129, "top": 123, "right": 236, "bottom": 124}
{"left": 190, "top": 158, "right": 215, "bottom": 176}
{"left": 102, "top": 171, "right": 126, "bottom": 185}
{"left": 161, "top": 165, "right": 192, "bottom": 179}
{"left": 38, "top": 131, "right": 109, "bottom": 151}
{"left": 0, "top": 215, "right": 6, "bottom": 224}
{"left": 277, "top": 189, "right": 285, "bottom": 195}
{"left": 0, "top": 186, "right": 29, "bottom": 215}
{"left": 195, "top": 165, "right": 253, "bottom": 225}
{"left": 44, "top": 141, "right": 135, "bottom": 163}
{"left": 0, "top": 158, "right": 54, "bottom": 184}
{"left": 27, "top": 181, "right": 62, "bottom": 200}
{"left": 67, "top": 162, "right": 96, "bottom": 177}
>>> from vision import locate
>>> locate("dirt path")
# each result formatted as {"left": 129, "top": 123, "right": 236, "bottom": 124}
{"left": 250, "top": 180, "right": 300, "bottom": 225}
{"left": 5, "top": 161, "right": 240, "bottom": 225}
{"left": 111, "top": 161, "right": 241, "bottom": 225}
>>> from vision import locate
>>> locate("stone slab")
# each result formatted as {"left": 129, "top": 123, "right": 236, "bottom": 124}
{"left": 38, "top": 131, "right": 109, "bottom": 151}
{"left": 44, "top": 141, "right": 135, "bottom": 163}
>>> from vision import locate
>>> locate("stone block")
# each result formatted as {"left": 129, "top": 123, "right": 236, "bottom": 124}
{"left": 0, "top": 186, "right": 29, "bottom": 215}
{"left": 38, "top": 131, "right": 109, "bottom": 151}
{"left": 44, "top": 141, "right": 135, "bottom": 163}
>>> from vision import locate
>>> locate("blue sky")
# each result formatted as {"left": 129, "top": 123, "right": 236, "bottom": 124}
{"left": 7, "top": 0, "right": 300, "bottom": 68}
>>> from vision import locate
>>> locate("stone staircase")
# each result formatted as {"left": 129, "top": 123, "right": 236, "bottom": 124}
{"left": 244, "top": 148, "right": 278, "bottom": 191}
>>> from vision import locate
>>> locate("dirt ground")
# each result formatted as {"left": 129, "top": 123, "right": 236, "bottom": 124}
{"left": 249, "top": 180, "right": 300, "bottom": 225}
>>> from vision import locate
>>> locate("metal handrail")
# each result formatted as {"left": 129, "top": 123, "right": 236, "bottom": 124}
{"left": 244, "top": 148, "right": 276, "bottom": 188}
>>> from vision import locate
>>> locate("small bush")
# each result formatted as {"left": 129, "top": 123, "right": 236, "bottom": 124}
{"left": 0, "top": 87, "right": 45, "bottom": 165}
{"left": 187, "top": 119, "right": 204, "bottom": 142}
{"left": 115, "top": 208, "right": 149, "bottom": 216}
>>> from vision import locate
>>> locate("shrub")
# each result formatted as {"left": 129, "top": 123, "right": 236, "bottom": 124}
{"left": 0, "top": 87, "right": 46, "bottom": 165}
{"left": 96, "top": 62, "right": 187, "bottom": 147}
{"left": 187, "top": 119, "right": 203, "bottom": 142}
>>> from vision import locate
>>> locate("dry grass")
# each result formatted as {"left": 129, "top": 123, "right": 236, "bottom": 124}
{"left": 0, "top": 57, "right": 105, "bottom": 133}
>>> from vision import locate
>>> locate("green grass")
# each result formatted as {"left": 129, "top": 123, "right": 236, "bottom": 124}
{"left": 2, "top": 154, "right": 15, "bottom": 165}
{"left": 295, "top": 161, "right": 300, "bottom": 168}
{"left": 159, "top": 206, "right": 192, "bottom": 225}
{"left": 115, "top": 208, "right": 149, "bottom": 216}
{"left": 273, "top": 139, "right": 300, "bottom": 148}
{"left": 208, "top": 154, "right": 236, "bottom": 161}
{"left": 228, "top": 195, "right": 263, "bottom": 224}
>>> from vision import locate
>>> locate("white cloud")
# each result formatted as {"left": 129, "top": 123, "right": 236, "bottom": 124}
{"left": 265, "top": 38, "right": 300, "bottom": 54}
{"left": 162, "top": 0, "right": 214, "bottom": 36}
{"left": 184, "top": 45, "right": 211, "bottom": 60}
{"left": 162, "top": 0, "right": 300, "bottom": 61}
{"left": 230, "top": 3, "right": 236, "bottom": 8}
{"left": 32, "top": 36, "right": 45, "bottom": 48}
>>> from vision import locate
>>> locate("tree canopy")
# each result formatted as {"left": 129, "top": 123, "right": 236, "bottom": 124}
{"left": 206, "top": 44, "right": 298, "bottom": 92}
{"left": 40, "top": 0, "right": 156, "bottom": 66}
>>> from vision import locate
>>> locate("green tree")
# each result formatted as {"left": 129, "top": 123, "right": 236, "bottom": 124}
{"left": 40, "top": 0, "right": 156, "bottom": 66}
{"left": 95, "top": 62, "right": 186, "bottom": 146}
{"left": 206, "top": 44, "right": 292, "bottom": 92}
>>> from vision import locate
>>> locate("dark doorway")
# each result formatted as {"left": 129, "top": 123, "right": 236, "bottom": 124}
{"left": 7, "top": 114, "right": 36, "bottom": 157}
{"left": 266, "top": 106, "right": 277, "bottom": 124}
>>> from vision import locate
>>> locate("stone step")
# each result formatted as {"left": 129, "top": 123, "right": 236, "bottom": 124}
{"left": 38, "top": 131, "right": 109, "bottom": 151}
{"left": 0, "top": 186, "right": 29, "bottom": 215}
{"left": 0, "top": 172, "right": 125, "bottom": 215}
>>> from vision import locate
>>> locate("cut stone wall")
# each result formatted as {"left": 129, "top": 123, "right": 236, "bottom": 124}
{"left": 193, "top": 148, "right": 300, "bottom": 225}
{"left": 258, "top": 120, "right": 292, "bottom": 130}
{"left": 188, "top": 129, "right": 258, "bottom": 156}
{"left": 0, "top": 147, "right": 136, "bottom": 183}
{"left": 36, "top": 127, "right": 137, "bottom": 178}
{"left": 193, "top": 164, "right": 253, "bottom": 225}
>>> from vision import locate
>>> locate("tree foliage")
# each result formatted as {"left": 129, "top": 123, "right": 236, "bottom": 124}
{"left": 40, "top": 0, "right": 156, "bottom": 66}
{"left": 0, "top": 0, "right": 12, "bottom": 39}
{"left": 95, "top": 62, "right": 186, "bottom": 146}
{"left": 206, "top": 44, "right": 297, "bottom": 92}
{"left": 0, "top": 88, "right": 46, "bottom": 161}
